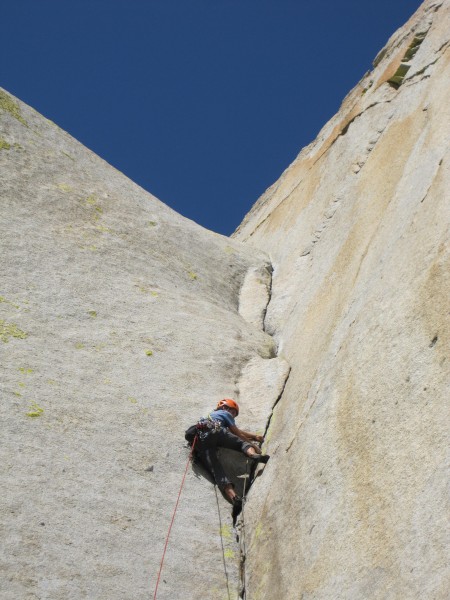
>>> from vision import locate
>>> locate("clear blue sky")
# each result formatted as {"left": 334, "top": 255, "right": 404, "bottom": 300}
{"left": 2, "top": 0, "right": 422, "bottom": 235}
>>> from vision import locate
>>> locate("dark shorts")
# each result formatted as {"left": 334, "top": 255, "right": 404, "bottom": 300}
{"left": 188, "top": 427, "right": 252, "bottom": 490}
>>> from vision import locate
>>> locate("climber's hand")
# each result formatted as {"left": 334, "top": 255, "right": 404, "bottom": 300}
{"left": 254, "top": 435, "right": 264, "bottom": 443}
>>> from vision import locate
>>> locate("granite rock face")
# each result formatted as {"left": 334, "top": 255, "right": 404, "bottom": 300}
{"left": 0, "top": 87, "right": 288, "bottom": 599}
{"left": 1, "top": 1, "right": 449, "bottom": 599}
{"left": 234, "top": 1, "right": 450, "bottom": 598}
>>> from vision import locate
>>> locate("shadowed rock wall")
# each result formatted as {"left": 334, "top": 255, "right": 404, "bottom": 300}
{"left": 234, "top": 1, "right": 449, "bottom": 598}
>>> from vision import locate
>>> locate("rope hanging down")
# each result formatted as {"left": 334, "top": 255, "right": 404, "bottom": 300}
{"left": 153, "top": 436, "right": 197, "bottom": 600}
{"left": 214, "top": 486, "right": 232, "bottom": 600}
{"left": 238, "top": 459, "right": 250, "bottom": 600}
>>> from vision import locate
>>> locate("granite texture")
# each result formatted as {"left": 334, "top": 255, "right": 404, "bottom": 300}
{"left": 234, "top": 1, "right": 449, "bottom": 598}
{"left": 1, "top": 1, "right": 448, "bottom": 599}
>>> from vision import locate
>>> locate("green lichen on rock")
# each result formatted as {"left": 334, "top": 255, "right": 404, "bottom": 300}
{"left": 0, "top": 90, "right": 28, "bottom": 126}
{"left": 403, "top": 32, "right": 427, "bottom": 61}
{"left": 0, "top": 138, "right": 11, "bottom": 150}
{"left": 136, "top": 284, "right": 159, "bottom": 297}
{"left": 95, "top": 225, "right": 113, "bottom": 234}
{"left": 88, "top": 310, "right": 97, "bottom": 318}
{"left": 57, "top": 183, "right": 73, "bottom": 193}
{"left": 26, "top": 401, "right": 44, "bottom": 418}
{"left": 18, "top": 367, "right": 34, "bottom": 374}
{"left": 0, "top": 295, "right": 19, "bottom": 308}
{"left": 220, "top": 524, "right": 232, "bottom": 539}
{"left": 0, "top": 320, "right": 28, "bottom": 343}
{"left": 188, "top": 271, "right": 198, "bottom": 281}
{"left": 388, "top": 32, "right": 427, "bottom": 89}
{"left": 86, "top": 195, "right": 103, "bottom": 214}
{"left": 388, "top": 63, "right": 412, "bottom": 88}
{"left": 145, "top": 349, "right": 153, "bottom": 356}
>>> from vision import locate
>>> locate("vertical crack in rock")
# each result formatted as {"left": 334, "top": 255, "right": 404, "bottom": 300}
{"left": 236, "top": 356, "right": 291, "bottom": 599}
{"left": 404, "top": 56, "right": 440, "bottom": 86}
{"left": 1, "top": 86, "right": 297, "bottom": 600}
{"left": 229, "top": 3, "right": 450, "bottom": 598}
{"left": 3, "top": 2, "right": 448, "bottom": 597}
{"left": 262, "top": 366, "right": 292, "bottom": 440}
{"left": 421, "top": 157, "right": 444, "bottom": 203}
{"left": 236, "top": 259, "right": 291, "bottom": 599}
{"left": 262, "top": 262, "right": 274, "bottom": 335}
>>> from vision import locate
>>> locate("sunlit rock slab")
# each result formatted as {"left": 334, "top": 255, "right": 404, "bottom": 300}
{"left": 234, "top": 1, "right": 450, "bottom": 598}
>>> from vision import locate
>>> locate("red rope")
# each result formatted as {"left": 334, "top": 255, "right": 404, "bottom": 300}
{"left": 153, "top": 436, "right": 197, "bottom": 599}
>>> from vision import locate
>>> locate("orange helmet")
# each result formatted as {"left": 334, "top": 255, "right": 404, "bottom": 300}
{"left": 216, "top": 398, "right": 239, "bottom": 416}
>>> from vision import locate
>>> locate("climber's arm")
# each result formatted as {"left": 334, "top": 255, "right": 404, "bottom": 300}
{"left": 229, "top": 425, "right": 264, "bottom": 444}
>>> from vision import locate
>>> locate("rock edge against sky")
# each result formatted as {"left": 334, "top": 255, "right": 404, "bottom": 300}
{"left": 1, "top": 0, "right": 449, "bottom": 598}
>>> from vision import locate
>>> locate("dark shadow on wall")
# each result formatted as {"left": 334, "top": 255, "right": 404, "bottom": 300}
{"left": 191, "top": 448, "right": 261, "bottom": 503}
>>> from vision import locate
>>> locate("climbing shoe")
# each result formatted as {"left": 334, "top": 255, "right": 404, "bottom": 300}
{"left": 232, "top": 496, "right": 243, "bottom": 523}
{"left": 248, "top": 454, "right": 270, "bottom": 463}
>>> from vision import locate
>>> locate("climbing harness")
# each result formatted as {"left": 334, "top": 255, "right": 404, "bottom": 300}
{"left": 196, "top": 416, "right": 222, "bottom": 440}
{"left": 153, "top": 435, "right": 197, "bottom": 600}
{"left": 185, "top": 417, "right": 222, "bottom": 444}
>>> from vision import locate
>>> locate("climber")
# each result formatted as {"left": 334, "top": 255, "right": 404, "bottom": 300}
{"left": 185, "top": 398, "right": 269, "bottom": 518}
